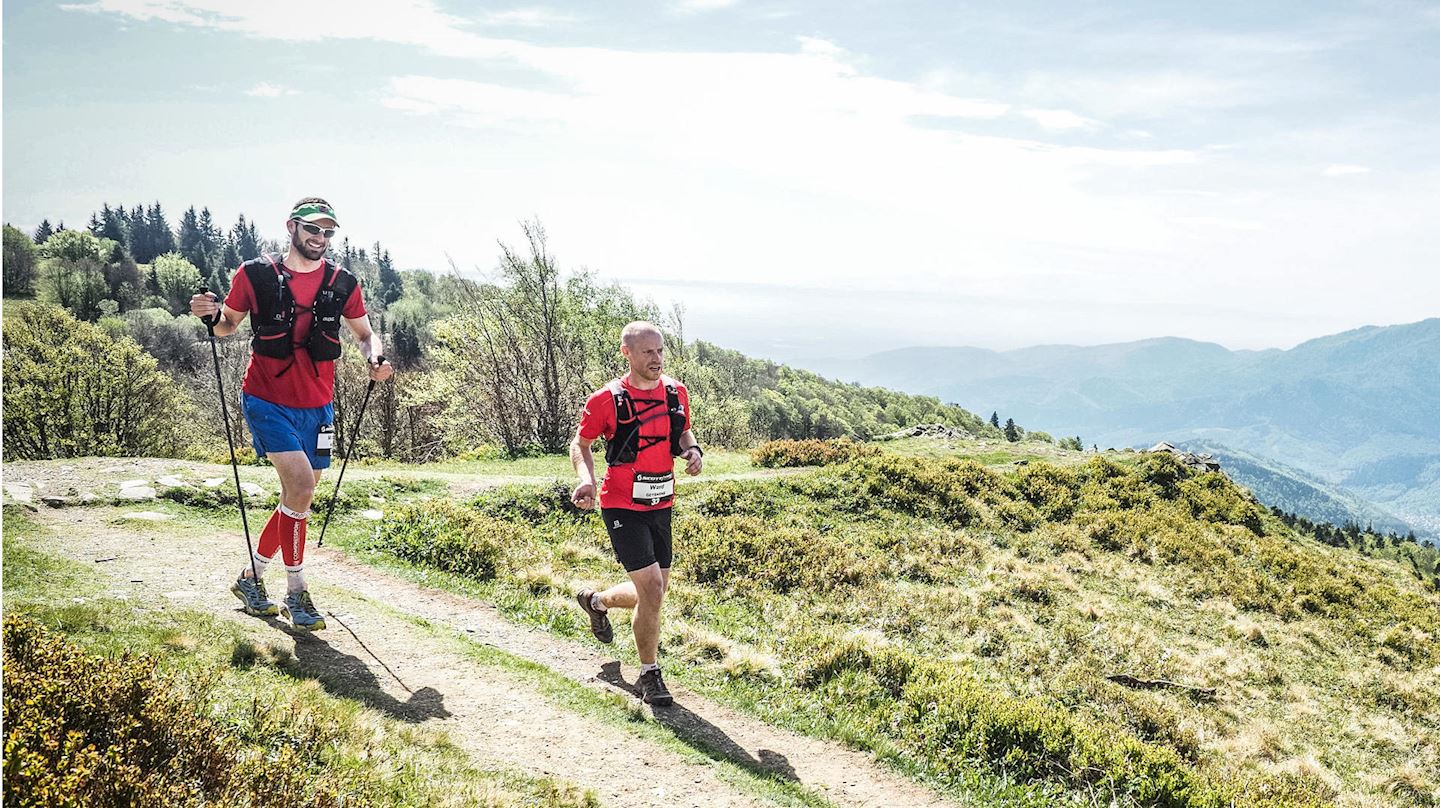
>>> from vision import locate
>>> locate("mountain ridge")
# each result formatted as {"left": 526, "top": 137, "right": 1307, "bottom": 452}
{"left": 809, "top": 318, "right": 1440, "bottom": 539}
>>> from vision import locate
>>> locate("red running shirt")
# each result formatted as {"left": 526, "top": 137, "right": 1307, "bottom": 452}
{"left": 579, "top": 375, "right": 692, "bottom": 512}
{"left": 224, "top": 260, "right": 367, "bottom": 409}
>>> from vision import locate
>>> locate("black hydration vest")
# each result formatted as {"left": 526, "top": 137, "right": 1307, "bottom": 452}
{"left": 603, "top": 377, "right": 687, "bottom": 466}
{"left": 242, "top": 254, "right": 358, "bottom": 366}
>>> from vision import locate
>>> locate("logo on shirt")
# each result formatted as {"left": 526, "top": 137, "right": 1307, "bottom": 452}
{"left": 612, "top": 519, "right": 623, "bottom": 529}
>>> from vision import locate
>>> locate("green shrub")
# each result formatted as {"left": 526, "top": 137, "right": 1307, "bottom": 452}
{"left": 3, "top": 303, "right": 195, "bottom": 460}
{"left": 790, "top": 631, "right": 1328, "bottom": 808}
{"left": 469, "top": 481, "right": 587, "bottom": 523}
{"left": 1, "top": 615, "right": 337, "bottom": 807}
{"left": 371, "top": 499, "right": 526, "bottom": 579}
{"left": 691, "top": 479, "right": 791, "bottom": 519}
{"left": 750, "top": 437, "right": 880, "bottom": 468}
{"left": 678, "top": 514, "right": 881, "bottom": 593}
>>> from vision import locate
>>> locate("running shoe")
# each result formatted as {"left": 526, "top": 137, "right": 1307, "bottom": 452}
{"left": 231, "top": 575, "right": 279, "bottom": 617}
{"left": 637, "top": 668, "right": 673, "bottom": 707}
{"left": 282, "top": 590, "right": 326, "bottom": 631}
{"left": 576, "top": 589, "right": 613, "bottom": 644}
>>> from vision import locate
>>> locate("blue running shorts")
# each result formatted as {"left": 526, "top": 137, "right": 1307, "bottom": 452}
{"left": 242, "top": 393, "right": 335, "bottom": 470}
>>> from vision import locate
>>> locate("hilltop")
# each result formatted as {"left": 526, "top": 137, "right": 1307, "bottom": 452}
{"left": 6, "top": 432, "right": 1437, "bottom": 807}
{"left": 812, "top": 319, "right": 1440, "bottom": 539}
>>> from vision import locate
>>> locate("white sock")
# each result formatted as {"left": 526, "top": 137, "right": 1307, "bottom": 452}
{"left": 286, "top": 565, "right": 306, "bottom": 594}
{"left": 640, "top": 662, "right": 660, "bottom": 674}
{"left": 242, "top": 553, "right": 270, "bottom": 580}
{"left": 591, "top": 593, "right": 608, "bottom": 612}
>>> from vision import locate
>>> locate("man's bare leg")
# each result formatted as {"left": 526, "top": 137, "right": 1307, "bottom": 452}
{"left": 598, "top": 564, "right": 670, "bottom": 664}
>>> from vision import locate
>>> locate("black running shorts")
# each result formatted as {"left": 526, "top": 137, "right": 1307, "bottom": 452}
{"left": 600, "top": 507, "right": 673, "bottom": 572}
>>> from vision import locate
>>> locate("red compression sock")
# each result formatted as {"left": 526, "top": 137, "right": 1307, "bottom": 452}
{"left": 276, "top": 503, "right": 309, "bottom": 568}
{"left": 256, "top": 508, "right": 283, "bottom": 561}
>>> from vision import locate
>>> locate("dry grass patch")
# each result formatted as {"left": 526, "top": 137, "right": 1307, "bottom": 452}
{"left": 1229, "top": 616, "right": 1271, "bottom": 646}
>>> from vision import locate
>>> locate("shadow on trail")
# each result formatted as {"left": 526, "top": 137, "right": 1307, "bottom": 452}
{"left": 233, "top": 610, "right": 450, "bottom": 724}
{"left": 598, "top": 661, "right": 797, "bottom": 783}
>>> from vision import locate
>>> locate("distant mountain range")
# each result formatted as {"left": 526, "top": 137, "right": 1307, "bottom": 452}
{"left": 811, "top": 318, "right": 1440, "bottom": 539}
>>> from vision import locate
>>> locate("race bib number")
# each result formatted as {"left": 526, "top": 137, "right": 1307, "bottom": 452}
{"left": 631, "top": 472, "right": 674, "bottom": 505}
{"left": 317, "top": 424, "right": 334, "bottom": 457}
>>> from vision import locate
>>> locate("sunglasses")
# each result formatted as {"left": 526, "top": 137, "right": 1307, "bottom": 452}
{"left": 293, "top": 220, "right": 336, "bottom": 238}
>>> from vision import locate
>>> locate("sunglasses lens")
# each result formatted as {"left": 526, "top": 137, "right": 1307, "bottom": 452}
{"left": 299, "top": 222, "right": 334, "bottom": 238}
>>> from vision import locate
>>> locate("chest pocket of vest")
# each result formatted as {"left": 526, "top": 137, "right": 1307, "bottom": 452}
{"left": 248, "top": 260, "right": 296, "bottom": 360}
{"left": 306, "top": 279, "right": 350, "bottom": 362}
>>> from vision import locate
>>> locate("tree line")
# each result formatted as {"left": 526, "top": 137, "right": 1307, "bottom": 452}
{"left": 4, "top": 207, "right": 1004, "bottom": 464}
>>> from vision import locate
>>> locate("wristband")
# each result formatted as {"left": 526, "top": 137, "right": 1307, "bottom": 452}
{"left": 685, "top": 445, "right": 704, "bottom": 457}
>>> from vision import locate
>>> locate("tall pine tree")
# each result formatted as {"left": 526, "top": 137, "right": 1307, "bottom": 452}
{"left": 375, "top": 242, "right": 403, "bottom": 305}
{"left": 100, "top": 204, "right": 127, "bottom": 246}
{"left": 33, "top": 219, "right": 54, "bottom": 244}
{"left": 177, "top": 206, "right": 207, "bottom": 275}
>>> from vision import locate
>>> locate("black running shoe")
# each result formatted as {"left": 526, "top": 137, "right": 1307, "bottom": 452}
{"left": 638, "top": 668, "right": 673, "bottom": 706}
{"left": 576, "top": 589, "right": 613, "bottom": 644}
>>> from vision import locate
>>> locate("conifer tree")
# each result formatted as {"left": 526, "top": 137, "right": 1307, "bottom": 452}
{"left": 128, "top": 204, "right": 146, "bottom": 257}
{"left": 231, "top": 214, "right": 261, "bottom": 261}
{"left": 177, "top": 206, "right": 206, "bottom": 273}
{"left": 146, "top": 203, "right": 175, "bottom": 260}
{"left": 33, "top": 219, "right": 54, "bottom": 244}
{"left": 375, "top": 242, "right": 403, "bottom": 305}
{"left": 990, "top": 411, "right": 1000, "bottom": 429}
{"left": 1003, "top": 418, "right": 1020, "bottom": 442}
{"left": 100, "top": 204, "right": 127, "bottom": 246}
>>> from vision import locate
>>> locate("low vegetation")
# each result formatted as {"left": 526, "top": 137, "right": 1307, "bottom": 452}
{"left": 1, "top": 519, "right": 599, "bottom": 808}
{"left": 319, "top": 447, "right": 1438, "bottom": 808}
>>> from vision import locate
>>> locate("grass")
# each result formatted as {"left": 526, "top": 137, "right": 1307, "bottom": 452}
{"left": 14, "top": 438, "right": 1440, "bottom": 807}
{"left": 318, "top": 445, "right": 1440, "bottom": 808}
{"left": 1, "top": 509, "right": 598, "bottom": 808}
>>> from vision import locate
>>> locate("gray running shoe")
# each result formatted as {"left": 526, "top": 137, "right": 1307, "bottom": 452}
{"left": 282, "top": 590, "right": 326, "bottom": 631}
{"left": 638, "top": 668, "right": 673, "bottom": 707}
{"left": 576, "top": 589, "right": 613, "bottom": 644}
{"left": 231, "top": 575, "right": 279, "bottom": 617}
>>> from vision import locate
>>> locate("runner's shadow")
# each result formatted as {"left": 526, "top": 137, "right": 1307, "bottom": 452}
{"left": 246, "top": 615, "right": 450, "bottom": 723}
{"left": 598, "top": 661, "right": 797, "bottom": 783}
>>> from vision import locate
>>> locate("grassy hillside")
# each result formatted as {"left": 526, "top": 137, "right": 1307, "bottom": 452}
{"left": 294, "top": 439, "right": 1440, "bottom": 807}
{"left": 1, "top": 509, "right": 598, "bottom": 808}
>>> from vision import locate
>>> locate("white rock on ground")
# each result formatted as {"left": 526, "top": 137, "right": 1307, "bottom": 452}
{"left": 122, "top": 511, "right": 173, "bottom": 521}
{"left": 4, "top": 484, "right": 34, "bottom": 504}
{"left": 156, "top": 475, "right": 187, "bottom": 487}
{"left": 118, "top": 487, "right": 158, "bottom": 500}
{"left": 239, "top": 482, "right": 266, "bottom": 497}
{"left": 119, "top": 479, "right": 149, "bottom": 489}
{"left": 203, "top": 478, "right": 225, "bottom": 488}
{"left": 361, "top": 509, "right": 385, "bottom": 520}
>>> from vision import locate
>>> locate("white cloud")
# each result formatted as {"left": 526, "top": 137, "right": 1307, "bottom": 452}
{"left": 1021, "top": 108, "right": 1102, "bottom": 132}
{"left": 1322, "top": 163, "right": 1370, "bottom": 176}
{"left": 672, "top": 0, "right": 738, "bottom": 12}
{"left": 244, "top": 82, "right": 295, "bottom": 97}
{"left": 480, "top": 8, "right": 577, "bottom": 27}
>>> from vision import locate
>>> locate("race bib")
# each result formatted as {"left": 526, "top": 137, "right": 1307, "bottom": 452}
{"left": 317, "top": 424, "right": 334, "bottom": 457}
{"left": 631, "top": 471, "right": 674, "bottom": 505}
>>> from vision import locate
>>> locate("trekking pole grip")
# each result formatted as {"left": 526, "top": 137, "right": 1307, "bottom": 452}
{"left": 196, "top": 284, "right": 218, "bottom": 335}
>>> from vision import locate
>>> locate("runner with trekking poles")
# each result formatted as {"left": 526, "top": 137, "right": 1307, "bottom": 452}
{"left": 191, "top": 197, "right": 392, "bottom": 631}
{"left": 570, "top": 321, "right": 704, "bottom": 706}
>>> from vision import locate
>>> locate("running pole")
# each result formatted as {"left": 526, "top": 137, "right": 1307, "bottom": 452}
{"left": 198, "top": 286, "right": 259, "bottom": 582}
{"left": 316, "top": 355, "right": 385, "bottom": 547}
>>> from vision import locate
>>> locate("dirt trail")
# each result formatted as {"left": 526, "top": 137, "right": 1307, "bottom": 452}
{"left": 12, "top": 471, "right": 964, "bottom": 808}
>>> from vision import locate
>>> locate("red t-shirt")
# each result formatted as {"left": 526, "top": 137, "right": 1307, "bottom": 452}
{"left": 224, "top": 259, "right": 367, "bottom": 408}
{"left": 579, "top": 375, "right": 692, "bottom": 512}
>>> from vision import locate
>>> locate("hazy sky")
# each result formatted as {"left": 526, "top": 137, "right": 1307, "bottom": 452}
{"left": 5, "top": 1, "right": 1438, "bottom": 364}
